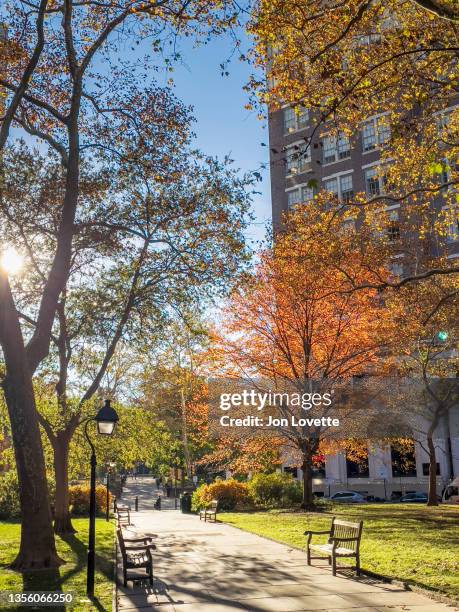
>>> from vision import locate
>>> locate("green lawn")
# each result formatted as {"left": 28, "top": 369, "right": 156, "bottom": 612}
{"left": 220, "top": 504, "right": 459, "bottom": 601}
{"left": 0, "top": 519, "right": 114, "bottom": 611}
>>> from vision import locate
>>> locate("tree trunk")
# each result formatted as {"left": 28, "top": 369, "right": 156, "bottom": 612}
{"left": 300, "top": 439, "right": 316, "bottom": 510}
{"left": 3, "top": 375, "right": 62, "bottom": 568}
{"left": 180, "top": 388, "right": 192, "bottom": 480}
{"left": 0, "top": 275, "right": 61, "bottom": 569}
{"left": 427, "top": 436, "right": 439, "bottom": 506}
{"left": 53, "top": 433, "right": 76, "bottom": 535}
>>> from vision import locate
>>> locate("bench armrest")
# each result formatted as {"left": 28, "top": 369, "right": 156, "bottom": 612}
{"left": 304, "top": 530, "right": 330, "bottom": 535}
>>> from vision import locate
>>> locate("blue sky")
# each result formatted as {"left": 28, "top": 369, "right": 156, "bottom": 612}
{"left": 152, "top": 31, "right": 272, "bottom": 247}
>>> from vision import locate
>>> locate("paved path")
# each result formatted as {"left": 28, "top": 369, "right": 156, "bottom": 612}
{"left": 116, "top": 477, "right": 457, "bottom": 612}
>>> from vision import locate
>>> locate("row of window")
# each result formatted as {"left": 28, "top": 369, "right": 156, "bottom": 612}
{"left": 287, "top": 175, "right": 459, "bottom": 244}
{"left": 285, "top": 124, "right": 390, "bottom": 177}
{"left": 284, "top": 105, "right": 457, "bottom": 160}
{"left": 286, "top": 441, "right": 440, "bottom": 480}
{"left": 287, "top": 167, "right": 386, "bottom": 207}
{"left": 283, "top": 110, "right": 391, "bottom": 159}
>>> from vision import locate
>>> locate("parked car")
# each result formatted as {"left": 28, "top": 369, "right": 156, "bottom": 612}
{"left": 442, "top": 477, "right": 459, "bottom": 504}
{"left": 329, "top": 491, "right": 366, "bottom": 503}
{"left": 399, "top": 492, "right": 428, "bottom": 503}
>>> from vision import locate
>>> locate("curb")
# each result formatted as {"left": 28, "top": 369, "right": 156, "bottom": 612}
{"left": 111, "top": 519, "right": 118, "bottom": 612}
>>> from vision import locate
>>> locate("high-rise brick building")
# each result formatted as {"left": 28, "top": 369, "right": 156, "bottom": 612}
{"left": 267, "top": 104, "right": 459, "bottom": 498}
{"left": 268, "top": 104, "right": 459, "bottom": 268}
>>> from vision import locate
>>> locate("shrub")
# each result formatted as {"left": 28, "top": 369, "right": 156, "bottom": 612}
{"left": 69, "top": 484, "right": 112, "bottom": 516}
{"left": 0, "top": 470, "right": 20, "bottom": 519}
{"left": 248, "top": 472, "right": 302, "bottom": 508}
{"left": 192, "top": 478, "right": 251, "bottom": 511}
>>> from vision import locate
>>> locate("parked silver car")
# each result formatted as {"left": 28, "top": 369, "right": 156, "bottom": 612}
{"left": 329, "top": 491, "right": 366, "bottom": 503}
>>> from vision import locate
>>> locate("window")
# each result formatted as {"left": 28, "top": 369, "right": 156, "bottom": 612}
{"left": 387, "top": 209, "right": 400, "bottom": 241}
{"left": 287, "top": 184, "right": 315, "bottom": 208}
{"left": 283, "top": 105, "right": 309, "bottom": 133}
{"left": 284, "top": 466, "right": 298, "bottom": 478}
{"left": 286, "top": 143, "right": 311, "bottom": 175}
{"left": 298, "top": 144, "right": 311, "bottom": 173}
{"left": 422, "top": 463, "right": 440, "bottom": 476}
{"left": 391, "top": 441, "right": 416, "bottom": 477}
{"left": 365, "top": 166, "right": 386, "bottom": 196}
{"left": 287, "top": 189, "right": 300, "bottom": 208}
{"left": 346, "top": 452, "right": 369, "bottom": 478}
{"left": 323, "top": 136, "right": 336, "bottom": 164}
{"left": 447, "top": 210, "right": 459, "bottom": 242}
{"left": 312, "top": 455, "right": 326, "bottom": 478}
{"left": 322, "top": 133, "right": 351, "bottom": 164}
{"left": 342, "top": 218, "right": 356, "bottom": 233}
{"left": 338, "top": 133, "right": 351, "bottom": 159}
{"left": 301, "top": 185, "right": 315, "bottom": 202}
{"left": 437, "top": 106, "right": 458, "bottom": 140}
{"left": 340, "top": 173, "right": 354, "bottom": 202}
{"left": 298, "top": 107, "right": 309, "bottom": 129}
{"left": 354, "top": 33, "right": 382, "bottom": 47}
{"left": 362, "top": 115, "right": 390, "bottom": 152}
{"left": 283, "top": 107, "right": 296, "bottom": 133}
{"left": 323, "top": 173, "right": 353, "bottom": 202}
{"left": 323, "top": 177, "right": 338, "bottom": 198}
{"left": 389, "top": 261, "right": 404, "bottom": 278}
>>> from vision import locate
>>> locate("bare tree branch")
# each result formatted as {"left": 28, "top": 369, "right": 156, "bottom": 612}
{"left": 0, "top": 0, "right": 48, "bottom": 149}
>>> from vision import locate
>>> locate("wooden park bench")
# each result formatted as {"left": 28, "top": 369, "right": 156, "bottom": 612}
{"left": 117, "top": 505, "right": 132, "bottom": 526}
{"left": 117, "top": 528, "right": 156, "bottom": 587}
{"left": 304, "top": 517, "right": 363, "bottom": 576}
{"left": 199, "top": 499, "right": 218, "bottom": 522}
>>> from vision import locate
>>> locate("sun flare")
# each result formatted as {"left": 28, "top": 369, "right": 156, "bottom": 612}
{"left": 0, "top": 247, "right": 23, "bottom": 275}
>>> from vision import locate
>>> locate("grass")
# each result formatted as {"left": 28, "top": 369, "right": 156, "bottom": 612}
{"left": 0, "top": 518, "right": 115, "bottom": 611}
{"left": 220, "top": 503, "right": 459, "bottom": 601}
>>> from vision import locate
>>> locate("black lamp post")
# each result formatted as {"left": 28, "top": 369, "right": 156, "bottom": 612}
{"left": 84, "top": 400, "right": 119, "bottom": 598}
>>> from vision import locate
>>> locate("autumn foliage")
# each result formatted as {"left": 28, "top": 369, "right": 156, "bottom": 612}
{"left": 248, "top": 0, "right": 459, "bottom": 283}
{"left": 191, "top": 479, "right": 251, "bottom": 511}
{"left": 68, "top": 484, "right": 112, "bottom": 516}
{"left": 210, "top": 200, "right": 392, "bottom": 506}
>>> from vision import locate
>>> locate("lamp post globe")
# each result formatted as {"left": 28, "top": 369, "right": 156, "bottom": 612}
{"left": 95, "top": 399, "right": 119, "bottom": 435}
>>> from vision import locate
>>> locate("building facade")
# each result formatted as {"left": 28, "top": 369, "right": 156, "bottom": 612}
{"left": 268, "top": 104, "right": 459, "bottom": 497}
{"left": 281, "top": 409, "right": 459, "bottom": 498}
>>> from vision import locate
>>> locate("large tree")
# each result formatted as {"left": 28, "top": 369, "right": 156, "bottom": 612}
{"left": 386, "top": 273, "right": 459, "bottom": 505}
{"left": 0, "top": 0, "right": 245, "bottom": 567}
{"left": 138, "top": 312, "right": 215, "bottom": 481}
{"left": 214, "top": 201, "right": 392, "bottom": 508}
{"left": 1, "top": 131, "right": 251, "bottom": 534}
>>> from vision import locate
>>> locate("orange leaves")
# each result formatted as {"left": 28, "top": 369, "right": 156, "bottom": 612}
{"left": 214, "top": 200, "right": 391, "bottom": 387}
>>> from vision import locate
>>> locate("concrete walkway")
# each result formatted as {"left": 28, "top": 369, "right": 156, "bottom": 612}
{"left": 116, "top": 477, "right": 457, "bottom": 612}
